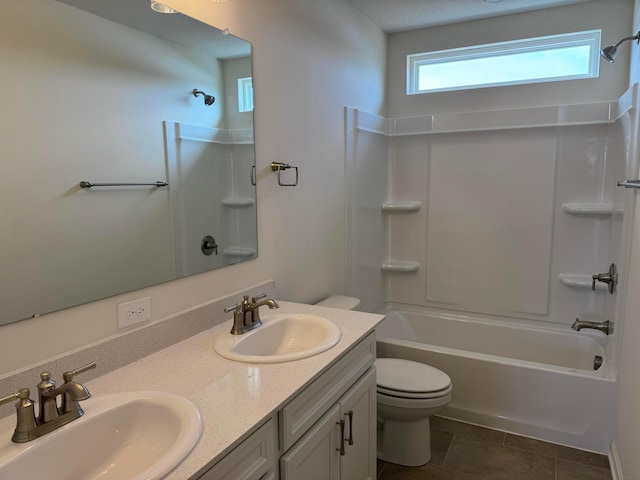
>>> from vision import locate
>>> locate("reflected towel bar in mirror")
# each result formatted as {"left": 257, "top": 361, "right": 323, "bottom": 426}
{"left": 80, "top": 181, "right": 168, "bottom": 189}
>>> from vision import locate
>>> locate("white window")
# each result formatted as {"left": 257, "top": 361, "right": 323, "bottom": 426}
{"left": 238, "top": 77, "right": 254, "bottom": 112}
{"left": 407, "top": 30, "right": 601, "bottom": 95}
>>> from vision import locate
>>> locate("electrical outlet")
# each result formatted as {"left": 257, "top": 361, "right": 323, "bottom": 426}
{"left": 118, "top": 297, "right": 151, "bottom": 329}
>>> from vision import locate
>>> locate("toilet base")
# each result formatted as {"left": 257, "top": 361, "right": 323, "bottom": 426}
{"left": 377, "top": 416, "right": 432, "bottom": 466}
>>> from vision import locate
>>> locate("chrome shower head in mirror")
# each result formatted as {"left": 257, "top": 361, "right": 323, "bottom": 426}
{"left": 192, "top": 89, "right": 215, "bottom": 106}
{"left": 600, "top": 32, "right": 640, "bottom": 63}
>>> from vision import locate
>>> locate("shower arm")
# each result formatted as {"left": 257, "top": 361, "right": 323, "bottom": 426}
{"left": 613, "top": 33, "right": 640, "bottom": 49}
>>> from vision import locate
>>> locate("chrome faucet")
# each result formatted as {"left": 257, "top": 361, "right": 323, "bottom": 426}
{"left": 0, "top": 361, "right": 96, "bottom": 443}
{"left": 224, "top": 294, "right": 279, "bottom": 334}
{"left": 571, "top": 318, "right": 614, "bottom": 335}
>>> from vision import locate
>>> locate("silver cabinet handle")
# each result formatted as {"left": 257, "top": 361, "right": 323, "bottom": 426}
{"left": 336, "top": 420, "right": 346, "bottom": 456}
{"left": 346, "top": 410, "right": 354, "bottom": 445}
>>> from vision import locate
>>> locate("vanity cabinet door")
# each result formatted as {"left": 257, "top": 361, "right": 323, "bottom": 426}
{"left": 339, "top": 367, "right": 377, "bottom": 480}
{"left": 280, "top": 405, "right": 341, "bottom": 480}
{"left": 197, "top": 417, "right": 275, "bottom": 480}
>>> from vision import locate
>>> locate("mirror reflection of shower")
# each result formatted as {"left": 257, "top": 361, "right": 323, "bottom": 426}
{"left": 600, "top": 31, "right": 640, "bottom": 62}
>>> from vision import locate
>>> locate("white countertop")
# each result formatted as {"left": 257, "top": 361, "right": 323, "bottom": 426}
{"left": 0, "top": 301, "right": 383, "bottom": 479}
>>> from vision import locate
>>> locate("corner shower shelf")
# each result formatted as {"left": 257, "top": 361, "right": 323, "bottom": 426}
{"left": 561, "top": 203, "right": 623, "bottom": 216}
{"left": 223, "top": 247, "right": 257, "bottom": 257}
{"left": 222, "top": 198, "right": 255, "bottom": 207}
{"left": 558, "top": 274, "right": 607, "bottom": 290}
{"left": 382, "top": 201, "right": 422, "bottom": 213}
{"left": 381, "top": 261, "right": 420, "bottom": 273}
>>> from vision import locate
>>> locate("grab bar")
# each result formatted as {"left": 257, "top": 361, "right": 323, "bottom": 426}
{"left": 617, "top": 180, "right": 640, "bottom": 189}
{"left": 80, "top": 181, "right": 168, "bottom": 189}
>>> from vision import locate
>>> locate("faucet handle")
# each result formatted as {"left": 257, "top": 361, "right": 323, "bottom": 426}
{"left": 251, "top": 293, "right": 267, "bottom": 304}
{"left": 0, "top": 388, "right": 29, "bottom": 407}
{"left": 224, "top": 303, "right": 242, "bottom": 314}
{"left": 62, "top": 361, "right": 96, "bottom": 383}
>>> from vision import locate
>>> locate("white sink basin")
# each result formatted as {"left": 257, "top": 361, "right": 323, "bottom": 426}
{"left": 0, "top": 391, "right": 202, "bottom": 480}
{"left": 214, "top": 313, "right": 342, "bottom": 363}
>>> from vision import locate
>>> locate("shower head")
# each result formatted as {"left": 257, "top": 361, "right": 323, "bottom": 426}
{"left": 600, "top": 32, "right": 640, "bottom": 63}
{"left": 192, "top": 89, "right": 215, "bottom": 106}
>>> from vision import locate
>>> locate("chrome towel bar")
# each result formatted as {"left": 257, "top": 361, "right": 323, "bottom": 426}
{"left": 80, "top": 181, "right": 168, "bottom": 189}
{"left": 618, "top": 180, "right": 640, "bottom": 189}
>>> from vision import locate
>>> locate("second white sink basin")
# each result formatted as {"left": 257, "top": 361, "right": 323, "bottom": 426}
{"left": 214, "top": 313, "right": 342, "bottom": 363}
{"left": 0, "top": 391, "right": 202, "bottom": 480}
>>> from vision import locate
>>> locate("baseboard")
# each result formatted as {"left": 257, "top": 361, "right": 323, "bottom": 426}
{"left": 610, "top": 441, "right": 624, "bottom": 480}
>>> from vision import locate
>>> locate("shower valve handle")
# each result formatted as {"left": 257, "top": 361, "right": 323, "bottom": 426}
{"left": 591, "top": 263, "right": 618, "bottom": 294}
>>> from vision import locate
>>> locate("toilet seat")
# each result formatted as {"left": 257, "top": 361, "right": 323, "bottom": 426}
{"left": 377, "top": 384, "right": 452, "bottom": 399}
{"left": 376, "top": 358, "right": 451, "bottom": 399}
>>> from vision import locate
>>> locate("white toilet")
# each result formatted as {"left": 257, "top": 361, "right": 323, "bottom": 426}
{"left": 315, "top": 295, "right": 452, "bottom": 467}
{"left": 375, "top": 358, "right": 452, "bottom": 466}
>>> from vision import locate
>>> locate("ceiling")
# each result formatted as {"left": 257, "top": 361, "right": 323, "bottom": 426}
{"left": 343, "top": 0, "right": 596, "bottom": 32}
{"left": 56, "top": 0, "right": 250, "bottom": 59}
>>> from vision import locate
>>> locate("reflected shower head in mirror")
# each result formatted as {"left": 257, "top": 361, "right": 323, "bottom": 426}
{"left": 600, "top": 32, "right": 640, "bottom": 63}
{"left": 192, "top": 89, "right": 215, "bottom": 106}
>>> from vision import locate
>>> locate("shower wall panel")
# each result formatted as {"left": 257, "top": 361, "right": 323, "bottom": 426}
{"left": 386, "top": 124, "right": 614, "bottom": 324}
{"left": 426, "top": 130, "right": 556, "bottom": 316}
{"left": 345, "top": 108, "right": 388, "bottom": 312}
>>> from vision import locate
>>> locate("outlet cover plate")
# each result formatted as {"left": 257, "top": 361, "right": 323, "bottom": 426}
{"left": 118, "top": 297, "right": 151, "bottom": 329}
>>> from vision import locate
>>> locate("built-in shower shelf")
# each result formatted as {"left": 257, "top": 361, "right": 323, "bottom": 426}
{"left": 381, "top": 261, "right": 420, "bottom": 273}
{"left": 222, "top": 197, "right": 255, "bottom": 207}
{"left": 558, "top": 274, "right": 607, "bottom": 290}
{"left": 562, "top": 203, "right": 623, "bottom": 216}
{"left": 223, "top": 247, "right": 257, "bottom": 257}
{"left": 382, "top": 201, "right": 422, "bottom": 213}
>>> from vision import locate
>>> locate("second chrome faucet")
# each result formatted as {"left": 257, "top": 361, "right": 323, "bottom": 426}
{"left": 225, "top": 294, "right": 279, "bottom": 334}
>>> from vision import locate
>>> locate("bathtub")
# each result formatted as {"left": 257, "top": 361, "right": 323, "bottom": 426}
{"left": 375, "top": 304, "right": 616, "bottom": 453}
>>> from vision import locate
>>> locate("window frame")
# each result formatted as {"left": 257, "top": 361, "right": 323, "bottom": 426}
{"left": 237, "top": 77, "right": 254, "bottom": 112}
{"left": 406, "top": 29, "right": 601, "bottom": 95}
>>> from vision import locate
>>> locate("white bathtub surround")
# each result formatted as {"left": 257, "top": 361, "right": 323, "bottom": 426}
{"left": 376, "top": 305, "right": 616, "bottom": 453}
{"left": 346, "top": 87, "right": 636, "bottom": 328}
{"left": 0, "top": 301, "right": 384, "bottom": 479}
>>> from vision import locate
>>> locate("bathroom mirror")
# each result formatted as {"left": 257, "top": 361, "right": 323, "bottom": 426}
{"left": 0, "top": 0, "right": 257, "bottom": 326}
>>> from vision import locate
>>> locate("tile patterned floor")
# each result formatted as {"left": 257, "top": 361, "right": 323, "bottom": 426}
{"left": 377, "top": 417, "right": 612, "bottom": 480}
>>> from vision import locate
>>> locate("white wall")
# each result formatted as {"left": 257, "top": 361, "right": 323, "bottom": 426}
{"left": 0, "top": 0, "right": 386, "bottom": 376}
{"left": 614, "top": 2, "right": 640, "bottom": 476}
{"left": 386, "top": 0, "right": 633, "bottom": 117}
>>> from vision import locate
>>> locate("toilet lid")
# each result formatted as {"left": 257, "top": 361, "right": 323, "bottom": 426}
{"left": 376, "top": 358, "right": 451, "bottom": 393}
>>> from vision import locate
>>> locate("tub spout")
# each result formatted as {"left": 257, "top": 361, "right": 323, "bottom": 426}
{"left": 571, "top": 318, "right": 613, "bottom": 335}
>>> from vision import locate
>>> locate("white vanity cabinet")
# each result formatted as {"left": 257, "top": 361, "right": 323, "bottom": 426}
{"left": 280, "top": 368, "right": 376, "bottom": 480}
{"left": 279, "top": 332, "right": 377, "bottom": 480}
{"left": 196, "top": 331, "right": 376, "bottom": 480}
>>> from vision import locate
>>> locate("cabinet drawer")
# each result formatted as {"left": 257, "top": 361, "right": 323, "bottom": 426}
{"left": 279, "top": 332, "right": 376, "bottom": 451}
{"left": 198, "top": 417, "right": 275, "bottom": 480}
